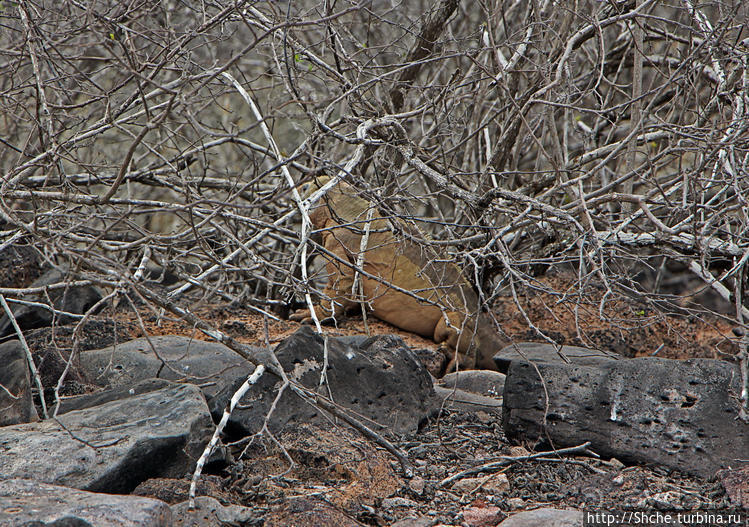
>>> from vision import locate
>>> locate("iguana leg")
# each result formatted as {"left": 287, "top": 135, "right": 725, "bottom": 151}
{"left": 289, "top": 268, "right": 355, "bottom": 323}
{"left": 434, "top": 313, "right": 478, "bottom": 371}
{"left": 290, "top": 229, "right": 359, "bottom": 323}
{"left": 434, "top": 312, "right": 455, "bottom": 345}
{"left": 441, "top": 344, "right": 477, "bottom": 373}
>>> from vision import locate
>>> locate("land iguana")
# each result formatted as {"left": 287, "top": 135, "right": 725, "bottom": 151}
{"left": 290, "top": 177, "right": 507, "bottom": 372}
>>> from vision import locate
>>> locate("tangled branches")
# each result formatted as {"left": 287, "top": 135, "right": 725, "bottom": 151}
{"left": 1, "top": 0, "right": 748, "bottom": 411}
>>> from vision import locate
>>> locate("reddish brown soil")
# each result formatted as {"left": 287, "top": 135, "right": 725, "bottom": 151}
{"left": 115, "top": 272, "right": 738, "bottom": 364}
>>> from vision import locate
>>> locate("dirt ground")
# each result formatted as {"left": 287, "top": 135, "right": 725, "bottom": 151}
{"left": 118, "top": 269, "right": 739, "bottom": 362}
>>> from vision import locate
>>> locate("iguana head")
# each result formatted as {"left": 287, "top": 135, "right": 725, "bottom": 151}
{"left": 297, "top": 175, "right": 332, "bottom": 199}
{"left": 297, "top": 175, "right": 338, "bottom": 228}
{"left": 298, "top": 176, "right": 374, "bottom": 228}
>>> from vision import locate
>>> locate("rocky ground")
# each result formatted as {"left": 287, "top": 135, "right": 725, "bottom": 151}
{"left": 0, "top": 260, "right": 747, "bottom": 527}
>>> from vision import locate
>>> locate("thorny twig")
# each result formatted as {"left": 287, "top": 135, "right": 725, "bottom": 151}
{"left": 438, "top": 441, "right": 593, "bottom": 487}
{"left": 189, "top": 363, "right": 266, "bottom": 510}
{"left": 0, "top": 293, "right": 47, "bottom": 419}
